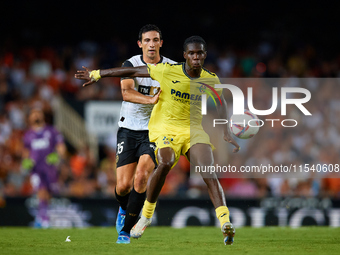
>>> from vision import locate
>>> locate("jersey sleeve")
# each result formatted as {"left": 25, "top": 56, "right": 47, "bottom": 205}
{"left": 121, "top": 60, "right": 134, "bottom": 80}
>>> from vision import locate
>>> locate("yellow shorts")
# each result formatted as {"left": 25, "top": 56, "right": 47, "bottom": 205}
{"left": 150, "top": 127, "right": 214, "bottom": 169}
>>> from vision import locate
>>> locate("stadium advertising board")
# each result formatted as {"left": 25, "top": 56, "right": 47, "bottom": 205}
{"left": 84, "top": 101, "right": 121, "bottom": 144}
{"left": 1, "top": 197, "right": 339, "bottom": 227}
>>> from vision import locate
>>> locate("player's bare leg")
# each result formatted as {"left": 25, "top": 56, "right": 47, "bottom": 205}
{"left": 187, "top": 144, "right": 225, "bottom": 207}
{"left": 133, "top": 154, "right": 155, "bottom": 193}
{"left": 131, "top": 147, "right": 175, "bottom": 238}
{"left": 146, "top": 147, "right": 175, "bottom": 203}
{"left": 187, "top": 143, "right": 235, "bottom": 245}
{"left": 116, "top": 163, "right": 136, "bottom": 195}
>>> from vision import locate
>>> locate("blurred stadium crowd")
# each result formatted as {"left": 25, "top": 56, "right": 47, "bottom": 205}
{"left": 1, "top": 36, "right": 340, "bottom": 200}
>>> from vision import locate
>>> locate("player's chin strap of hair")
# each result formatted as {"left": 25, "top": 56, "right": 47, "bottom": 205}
{"left": 89, "top": 70, "right": 101, "bottom": 82}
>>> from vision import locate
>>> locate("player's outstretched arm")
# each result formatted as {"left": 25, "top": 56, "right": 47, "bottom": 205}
{"left": 216, "top": 94, "right": 241, "bottom": 153}
{"left": 75, "top": 66, "right": 150, "bottom": 87}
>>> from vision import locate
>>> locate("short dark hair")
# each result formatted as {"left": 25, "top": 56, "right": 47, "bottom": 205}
{"left": 183, "top": 36, "right": 207, "bottom": 51}
{"left": 138, "top": 24, "right": 162, "bottom": 41}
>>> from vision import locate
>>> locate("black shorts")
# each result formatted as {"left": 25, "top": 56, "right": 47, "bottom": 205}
{"left": 116, "top": 127, "right": 157, "bottom": 168}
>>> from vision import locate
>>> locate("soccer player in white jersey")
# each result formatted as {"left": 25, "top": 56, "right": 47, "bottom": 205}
{"left": 107, "top": 24, "right": 175, "bottom": 244}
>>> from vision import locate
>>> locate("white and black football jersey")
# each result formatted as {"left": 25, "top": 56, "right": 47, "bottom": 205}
{"left": 118, "top": 55, "right": 176, "bottom": 130}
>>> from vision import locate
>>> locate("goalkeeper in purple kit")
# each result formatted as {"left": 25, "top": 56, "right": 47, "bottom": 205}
{"left": 22, "top": 108, "right": 66, "bottom": 228}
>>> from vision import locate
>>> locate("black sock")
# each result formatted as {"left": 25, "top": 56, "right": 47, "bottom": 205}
{"left": 115, "top": 188, "right": 131, "bottom": 211}
{"left": 121, "top": 188, "right": 146, "bottom": 233}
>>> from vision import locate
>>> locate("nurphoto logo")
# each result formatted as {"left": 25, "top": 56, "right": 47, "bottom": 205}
{"left": 201, "top": 83, "right": 312, "bottom": 128}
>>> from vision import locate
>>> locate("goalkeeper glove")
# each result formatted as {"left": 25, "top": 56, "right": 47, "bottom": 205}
{"left": 46, "top": 152, "right": 60, "bottom": 165}
{"left": 22, "top": 158, "right": 35, "bottom": 171}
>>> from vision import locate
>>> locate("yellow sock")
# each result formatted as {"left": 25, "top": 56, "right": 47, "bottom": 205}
{"left": 215, "top": 206, "right": 230, "bottom": 228}
{"left": 142, "top": 200, "right": 157, "bottom": 219}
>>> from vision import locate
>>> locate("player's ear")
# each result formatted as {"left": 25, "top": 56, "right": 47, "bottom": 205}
{"left": 183, "top": 51, "right": 187, "bottom": 60}
{"left": 160, "top": 40, "right": 163, "bottom": 47}
{"left": 137, "top": 40, "right": 142, "bottom": 48}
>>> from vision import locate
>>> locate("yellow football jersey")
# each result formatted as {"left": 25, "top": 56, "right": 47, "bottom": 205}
{"left": 147, "top": 62, "right": 222, "bottom": 136}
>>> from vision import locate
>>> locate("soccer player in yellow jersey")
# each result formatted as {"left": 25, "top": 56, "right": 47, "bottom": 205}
{"left": 75, "top": 36, "right": 240, "bottom": 245}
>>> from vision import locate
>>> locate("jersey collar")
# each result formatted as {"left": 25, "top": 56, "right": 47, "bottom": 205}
{"left": 140, "top": 55, "right": 164, "bottom": 65}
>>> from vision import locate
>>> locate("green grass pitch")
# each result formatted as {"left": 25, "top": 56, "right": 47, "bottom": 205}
{"left": 0, "top": 227, "right": 339, "bottom": 255}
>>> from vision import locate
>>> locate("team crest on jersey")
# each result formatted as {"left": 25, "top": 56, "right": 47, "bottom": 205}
{"left": 163, "top": 136, "right": 173, "bottom": 145}
{"left": 197, "top": 82, "right": 222, "bottom": 106}
{"left": 199, "top": 84, "right": 206, "bottom": 93}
